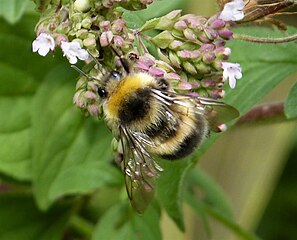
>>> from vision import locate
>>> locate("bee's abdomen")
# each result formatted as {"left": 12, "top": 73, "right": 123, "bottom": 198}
{"left": 159, "top": 126, "right": 205, "bottom": 160}
{"left": 147, "top": 111, "right": 209, "bottom": 160}
{"left": 118, "top": 88, "right": 151, "bottom": 124}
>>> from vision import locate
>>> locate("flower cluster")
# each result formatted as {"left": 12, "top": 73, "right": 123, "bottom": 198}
{"left": 32, "top": 0, "right": 154, "bottom": 62}
{"left": 32, "top": 0, "right": 245, "bottom": 116}
{"left": 73, "top": 63, "right": 108, "bottom": 116}
{"left": 137, "top": 2, "right": 244, "bottom": 97}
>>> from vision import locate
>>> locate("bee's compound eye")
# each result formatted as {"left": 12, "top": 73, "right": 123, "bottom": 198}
{"left": 98, "top": 87, "right": 107, "bottom": 98}
{"left": 110, "top": 71, "right": 121, "bottom": 80}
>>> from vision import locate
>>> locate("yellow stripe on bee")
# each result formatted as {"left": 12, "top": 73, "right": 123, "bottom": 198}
{"left": 105, "top": 73, "right": 155, "bottom": 119}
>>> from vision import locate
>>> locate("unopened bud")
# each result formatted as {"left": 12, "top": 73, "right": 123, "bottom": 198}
{"left": 195, "top": 62, "right": 211, "bottom": 74}
{"left": 169, "top": 51, "right": 181, "bottom": 68}
{"left": 148, "top": 67, "right": 165, "bottom": 77}
{"left": 83, "top": 37, "right": 96, "bottom": 47}
{"left": 218, "top": 29, "right": 233, "bottom": 39}
{"left": 152, "top": 31, "right": 175, "bottom": 48}
{"left": 74, "top": 0, "right": 91, "bottom": 12}
{"left": 87, "top": 104, "right": 101, "bottom": 116}
{"left": 100, "top": 31, "right": 113, "bottom": 47}
{"left": 174, "top": 20, "right": 187, "bottom": 30}
{"left": 178, "top": 81, "right": 192, "bottom": 90}
{"left": 85, "top": 91, "right": 97, "bottom": 100}
{"left": 209, "top": 18, "right": 225, "bottom": 29}
{"left": 183, "top": 28, "right": 197, "bottom": 42}
{"left": 183, "top": 61, "right": 197, "bottom": 75}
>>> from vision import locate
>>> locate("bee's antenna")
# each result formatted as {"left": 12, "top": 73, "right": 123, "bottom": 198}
{"left": 110, "top": 46, "right": 130, "bottom": 74}
{"left": 87, "top": 50, "right": 101, "bottom": 66}
{"left": 71, "top": 65, "right": 94, "bottom": 80}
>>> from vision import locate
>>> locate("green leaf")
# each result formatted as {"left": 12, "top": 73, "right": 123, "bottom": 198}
{"left": 33, "top": 0, "right": 51, "bottom": 13}
{"left": 92, "top": 202, "right": 161, "bottom": 240}
{"left": 156, "top": 160, "right": 192, "bottom": 231}
{"left": 285, "top": 82, "right": 297, "bottom": 119}
{"left": 224, "top": 26, "right": 297, "bottom": 113}
{"left": 188, "top": 168, "right": 233, "bottom": 219}
{"left": 92, "top": 203, "right": 132, "bottom": 240}
{"left": 0, "top": 16, "right": 64, "bottom": 181}
{"left": 49, "top": 160, "right": 123, "bottom": 200}
{"left": 184, "top": 168, "right": 235, "bottom": 238}
{"left": 0, "top": 64, "right": 36, "bottom": 180}
{"left": 0, "top": 0, "right": 29, "bottom": 24}
{"left": 185, "top": 192, "right": 211, "bottom": 238}
{"left": 186, "top": 193, "right": 260, "bottom": 240}
{"left": 123, "top": 0, "right": 186, "bottom": 29}
{"left": 32, "top": 64, "right": 116, "bottom": 210}
{"left": 131, "top": 203, "right": 162, "bottom": 240}
{"left": 0, "top": 193, "right": 70, "bottom": 240}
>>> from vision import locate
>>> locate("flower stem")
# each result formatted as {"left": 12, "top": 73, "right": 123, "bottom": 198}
{"left": 233, "top": 33, "right": 297, "bottom": 44}
{"left": 236, "top": 102, "right": 286, "bottom": 124}
{"left": 69, "top": 215, "right": 94, "bottom": 238}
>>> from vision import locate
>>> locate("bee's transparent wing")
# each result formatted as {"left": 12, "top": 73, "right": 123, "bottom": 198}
{"left": 193, "top": 96, "right": 239, "bottom": 131}
{"left": 119, "top": 126, "right": 162, "bottom": 213}
{"left": 151, "top": 89, "right": 239, "bottom": 132}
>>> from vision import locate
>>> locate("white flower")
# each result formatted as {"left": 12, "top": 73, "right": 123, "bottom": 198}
{"left": 222, "top": 62, "right": 242, "bottom": 88}
{"left": 218, "top": 0, "right": 245, "bottom": 21}
{"left": 32, "top": 33, "right": 55, "bottom": 56}
{"left": 61, "top": 41, "right": 89, "bottom": 64}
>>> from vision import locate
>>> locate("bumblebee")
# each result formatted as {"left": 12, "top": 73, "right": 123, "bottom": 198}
{"left": 75, "top": 52, "right": 239, "bottom": 213}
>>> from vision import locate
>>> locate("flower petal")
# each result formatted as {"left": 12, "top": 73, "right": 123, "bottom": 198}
{"left": 61, "top": 41, "right": 89, "bottom": 64}
{"left": 218, "top": 0, "right": 245, "bottom": 21}
{"left": 222, "top": 61, "right": 242, "bottom": 89}
{"left": 32, "top": 33, "right": 55, "bottom": 56}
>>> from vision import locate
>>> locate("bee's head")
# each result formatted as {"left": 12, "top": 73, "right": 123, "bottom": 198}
{"left": 98, "top": 70, "right": 123, "bottom": 99}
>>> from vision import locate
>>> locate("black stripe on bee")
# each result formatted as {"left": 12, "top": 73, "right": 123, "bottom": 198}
{"left": 118, "top": 88, "right": 151, "bottom": 124}
{"left": 146, "top": 109, "right": 179, "bottom": 140}
{"left": 160, "top": 115, "right": 209, "bottom": 160}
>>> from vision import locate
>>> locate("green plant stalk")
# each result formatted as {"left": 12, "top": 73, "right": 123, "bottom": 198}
{"left": 233, "top": 33, "right": 297, "bottom": 44}
{"left": 69, "top": 214, "right": 94, "bottom": 238}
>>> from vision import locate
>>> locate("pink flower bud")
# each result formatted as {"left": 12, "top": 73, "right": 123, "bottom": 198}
{"left": 112, "top": 19, "right": 126, "bottom": 33}
{"left": 178, "top": 81, "right": 192, "bottom": 90}
{"left": 165, "top": 10, "right": 182, "bottom": 20}
{"left": 203, "top": 52, "right": 216, "bottom": 64}
{"left": 200, "top": 43, "right": 215, "bottom": 53}
{"left": 164, "top": 72, "right": 181, "bottom": 81}
{"left": 214, "top": 39, "right": 226, "bottom": 48}
{"left": 148, "top": 67, "right": 165, "bottom": 77}
{"left": 177, "top": 50, "right": 200, "bottom": 59}
{"left": 87, "top": 104, "right": 101, "bottom": 116}
{"left": 100, "top": 31, "right": 113, "bottom": 47}
{"left": 139, "top": 54, "right": 155, "bottom": 67}
{"left": 85, "top": 91, "right": 97, "bottom": 100}
{"left": 169, "top": 40, "right": 183, "bottom": 50}
{"left": 100, "top": 21, "right": 111, "bottom": 30}
{"left": 136, "top": 61, "right": 150, "bottom": 71}
{"left": 183, "top": 15, "right": 202, "bottom": 29}
{"left": 183, "top": 29, "right": 197, "bottom": 41}
{"left": 204, "top": 28, "right": 218, "bottom": 40}
{"left": 88, "top": 82, "right": 99, "bottom": 91}
{"left": 218, "top": 29, "right": 233, "bottom": 40}
{"left": 202, "top": 79, "right": 216, "bottom": 88}
{"left": 209, "top": 19, "right": 225, "bottom": 29}
{"left": 174, "top": 20, "right": 187, "bottom": 30}
{"left": 113, "top": 35, "right": 125, "bottom": 47}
